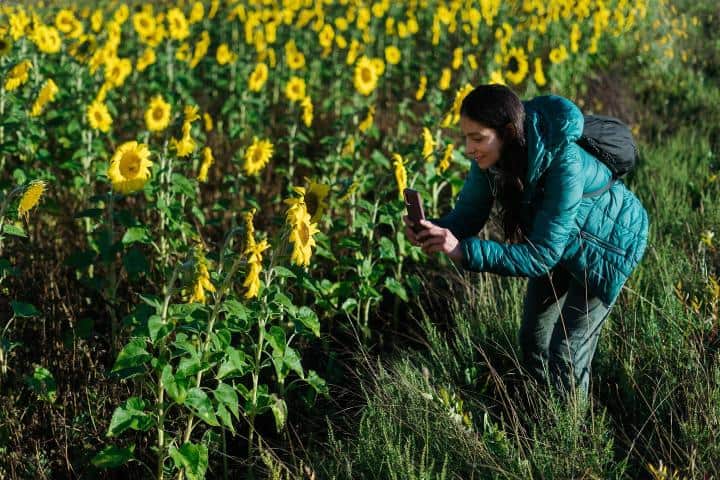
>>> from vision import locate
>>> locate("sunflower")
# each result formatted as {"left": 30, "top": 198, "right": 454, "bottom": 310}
{"left": 187, "top": 247, "right": 215, "bottom": 304}
{"left": 136, "top": 48, "right": 156, "bottom": 72}
{"left": 86, "top": 101, "right": 112, "bottom": 132}
{"left": 248, "top": 62, "right": 268, "bottom": 91}
{"left": 17, "top": 180, "right": 47, "bottom": 220}
{"left": 437, "top": 144, "right": 453, "bottom": 174}
{"left": 287, "top": 205, "right": 320, "bottom": 268}
{"left": 415, "top": 74, "right": 427, "bottom": 101}
{"left": 243, "top": 137, "right": 274, "bottom": 176}
{"left": 32, "top": 25, "right": 62, "bottom": 54}
{"left": 203, "top": 112, "right": 213, "bottom": 132}
{"left": 216, "top": 43, "right": 236, "bottom": 65}
{"left": 353, "top": 55, "right": 378, "bottom": 96}
{"left": 393, "top": 154, "right": 407, "bottom": 199}
{"left": 189, "top": 30, "right": 210, "bottom": 69}
{"left": 534, "top": 57, "right": 547, "bottom": 87}
{"left": 489, "top": 69, "right": 506, "bottom": 85}
{"left": 384, "top": 45, "right": 401, "bottom": 65}
{"left": 4, "top": 59, "right": 32, "bottom": 91}
{"left": 549, "top": 45, "right": 569, "bottom": 64}
{"left": 303, "top": 178, "right": 330, "bottom": 223}
{"left": 197, "top": 146, "right": 214, "bottom": 182}
{"left": 107, "top": 141, "right": 153, "bottom": 194}
{"left": 242, "top": 209, "right": 269, "bottom": 299}
{"left": 166, "top": 8, "right": 190, "bottom": 41}
{"left": 301, "top": 96, "right": 313, "bottom": 127}
{"left": 30, "top": 79, "right": 59, "bottom": 117}
{"left": 132, "top": 11, "right": 156, "bottom": 39}
{"left": 189, "top": 2, "right": 205, "bottom": 24}
{"left": 145, "top": 95, "right": 171, "bottom": 132}
{"left": 285, "top": 76, "right": 306, "bottom": 103}
{"left": 286, "top": 49, "right": 306, "bottom": 70}
{"left": 422, "top": 127, "right": 435, "bottom": 161}
{"left": 358, "top": 105, "right": 375, "bottom": 133}
{"left": 55, "top": 9, "right": 77, "bottom": 34}
{"left": 504, "top": 47, "right": 529, "bottom": 84}
{"left": 105, "top": 57, "right": 132, "bottom": 88}
{"left": 0, "top": 35, "right": 13, "bottom": 58}
{"left": 439, "top": 68, "right": 451, "bottom": 90}
{"left": 68, "top": 34, "right": 96, "bottom": 63}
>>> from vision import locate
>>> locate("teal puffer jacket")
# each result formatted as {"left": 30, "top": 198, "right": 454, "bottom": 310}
{"left": 436, "top": 95, "right": 649, "bottom": 306}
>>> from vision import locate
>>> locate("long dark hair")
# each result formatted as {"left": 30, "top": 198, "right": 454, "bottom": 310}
{"left": 460, "top": 84, "right": 528, "bottom": 243}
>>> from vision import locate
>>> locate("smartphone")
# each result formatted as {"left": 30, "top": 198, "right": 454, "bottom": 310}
{"left": 403, "top": 188, "right": 426, "bottom": 233}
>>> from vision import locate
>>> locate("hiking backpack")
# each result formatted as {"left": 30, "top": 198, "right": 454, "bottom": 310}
{"left": 577, "top": 114, "right": 639, "bottom": 198}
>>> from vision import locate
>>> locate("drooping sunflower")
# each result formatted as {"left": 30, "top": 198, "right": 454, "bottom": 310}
{"left": 197, "top": 146, "right": 214, "bottom": 182}
{"left": 243, "top": 137, "right": 274, "bottom": 176}
{"left": 300, "top": 96, "right": 313, "bottom": 127}
{"left": 4, "top": 59, "right": 32, "bottom": 91}
{"left": 144, "top": 95, "right": 171, "bottom": 132}
{"left": 504, "top": 46, "right": 529, "bottom": 84}
{"left": 107, "top": 141, "right": 153, "bottom": 194}
{"left": 534, "top": 57, "right": 547, "bottom": 87}
{"left": 187, "top": 246, "right": 215, "bottom": 304}
{"left": 303, "top": 178, "right": 330, "bottom": 223}
{"left": 439, "top": 67, "right": 451, "bottom": 90}
{"left": 422, "top": 127, "right": 435, "bottom": 161}
{"left": 353, "top": 55, "right": 378, "bottom": 96}
{"left": 87, "top": 100, "right": 112, "bottom": 132}
{"left": 285, "top": 76, "right": 306, "bottom": 103}
{"left": 136, "top": 48, "right": 156, "bottom": 72}
{"left": 17, "top": 180, "right": 47, "bottom": 220}
{"left": 415, "top": 74, "right": 427, "bottom": 101}
{"left": 288, "top": 205, "right": 320, "bottom": 268}
{"left": 248, "top": 62, "right": 268, "bottom": 91}
{"left": 30, "top": 78, "right": 59, "bottom": 117}
{"left": 437, "top": 144, "right": 454, "bottom": 174}
{"left": 392, "top": 154, "right": 407, "bottom": 200}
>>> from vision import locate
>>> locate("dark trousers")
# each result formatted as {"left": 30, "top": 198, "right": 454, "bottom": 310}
{"left": 519, "top": 266, "right": 613, "bottom": 399}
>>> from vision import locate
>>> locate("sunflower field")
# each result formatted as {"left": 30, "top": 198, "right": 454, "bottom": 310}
{"left": 1, "top": 0, "right": 719, "bottom": 478}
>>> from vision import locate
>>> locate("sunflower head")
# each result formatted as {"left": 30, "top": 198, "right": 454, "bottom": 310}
{"left": 145, "top": 95, "right": 171, "bottom": 132}
{"left": 303, "top": 177, "right": 330, "bottom": 223}
{"left": 243, "top": 137, "right": 274, "bottom": 176}
{"left": 17, "top": 180, "right": 47, "bottom": 220}
{"left": 107, "top": 141, "right": 153, "bottom": 194}
{"left": 0, "top": 35, "right": 13, "bottom": 57}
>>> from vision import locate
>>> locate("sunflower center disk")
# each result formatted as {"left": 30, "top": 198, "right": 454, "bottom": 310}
{"left": 120, "top": 152, "right": 141, "bottom": 177}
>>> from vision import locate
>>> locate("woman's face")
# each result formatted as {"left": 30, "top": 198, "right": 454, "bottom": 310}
{"left": 460, "top": 115, "right": 504, "bottom": 171}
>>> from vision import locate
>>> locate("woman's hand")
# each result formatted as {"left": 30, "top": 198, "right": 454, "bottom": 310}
{"left": 402, "top": 216, "right": 463, "bottom": 264}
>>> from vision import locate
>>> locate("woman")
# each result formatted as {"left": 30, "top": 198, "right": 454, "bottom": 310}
{"left": 404, "top": 84, "right": 649, "bottom": 399}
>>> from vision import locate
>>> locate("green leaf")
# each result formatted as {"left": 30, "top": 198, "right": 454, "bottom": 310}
{"left": 270, "top": 394, "right": 287, "bottom": 433}
{"left": 295, "top": 306, "right": 320, "bottom": 337}
{"left": 122, "top": 226, "right": 151, "bottom": 245}
{"left": 273, "top": 266, "right": 296, "bottom": 278}
{"left": 378, "top": 237, "right": 397, "bottom": 260}
{"left": 123, "top": 247, "right": 148, "bottom": 276}
{"left": 284, "top": 346, "right": 304, "bottom": 379}
{"left": 162, "top": 365, "right": 188, "bottom": 404}
{"left": 25, "top": 366, "right": 56, "bottom": 403}
{"left": 266, "top": 326, "right": 286, "bottom": 354}
{"left": 3, "top": 224, "right": 27, "bottom": 237}
{"left": 213, "top": 383, "right": 239, "bottom": 420}
{"left": 185, "top": 388, "right": 219, "bottom": 427}
{"left": 107, "top": 397, "right": 153, "bottom": 437}
{"left": 169, "top": 442, "right": 209, "bottom": 480}
{"left": 384, "top": 277, "right": 408, "bottom": 302}
{"left": 111, "top": 338, "right": 151, "bottom": 379}
{"left": 11, "top": 301, "right": 39, "bottom": 318}
{"left": 216, "top": 347, "right": 249, "bottom": 380}
{"left": 91, "top": 445, "right": 135, "bottom": 469}
{"left": 216, "top": 403, "right": 235, "bottom": 433}
{"left": 177, "top": 353, "right": 202, "bottom": 378}
{"left": 306, "top": 370, "right": 329, "bottom": 396}
{"left": 147, "top": 315, "right": 168, "bottom": 344}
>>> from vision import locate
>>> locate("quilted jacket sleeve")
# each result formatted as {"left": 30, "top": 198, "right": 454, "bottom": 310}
{"left": 433, "top": 161, "right": 494, "bottom": 240}
{"left": 460, "top": 143, "right": 584, "bottom": 276}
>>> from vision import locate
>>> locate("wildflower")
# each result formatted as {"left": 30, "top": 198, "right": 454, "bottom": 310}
{"left": 438, "top": 144, "right": 454, "bottom": 174}
{"left": 17, "top": 180, "right": 46, "bottom": 220}
{"left": 505, "top": 47, "right": 529, "bottom": 84}
{"left": 197, "top": 147, "right": 213, "bottom": 182}
{"left": 30, "top": 79, "right": 59, "bottom": 117}
{"left": 359, "top": 105, "right": 375, "bottom": 133}
{"left": 243, "top": 137, "right": 273, "bottom": 176}
{"left": 353, "top": 55, "right": 378, "bottom": 96}
{"left": 285, "top": 76, "right": 306, "bottom": 103}
{"left": 216, "top": 43, "right": 236, "bottom": 65}
{"left": 384, "top": 45, "right": 401, "bottom": 65}
{"left": 87, "top": 100, "right": 112, "bottom": 132}
{"left": 4, "top": 59, "right": 32, "bottom": 91}
{"left": 145, "top": 95, "right": 171, "bottom": 132}
{"left": 248, "top": 62, "right": 268, "bottom": 91}
{"left": 188, "top": 247, "right": 215, "bottom": 304}
{"left": 393, "top": 153, "right": 407, "bottom": 200}
{"left": 422, "top": 127, "right": 435, "bottom": 161}
{"left": 301, "top": 96, "right": 313, "bottom": 127}
{"left": 107, "top": 141, "right": 153, "bottom": 194}
{"left": 416, "top": 74, "right": 427, "bottom": 101}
